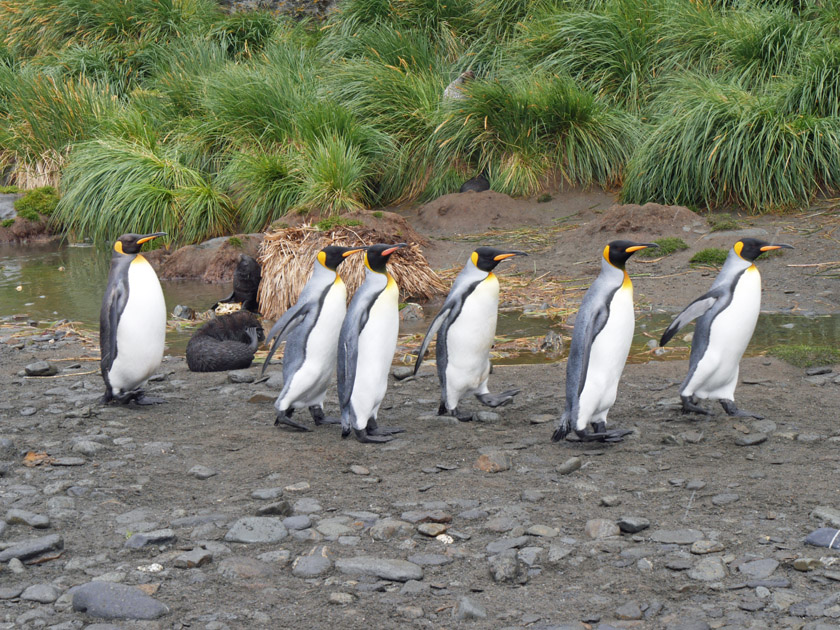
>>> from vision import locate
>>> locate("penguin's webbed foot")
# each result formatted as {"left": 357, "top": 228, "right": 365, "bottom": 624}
{"left": 575, "top": 428, "right": 633, "bottom": 443}
{"left": 352, "top": 428, "right": 394, "bottom": 443}
{"left": 681, "top": 395, "right": 711, "bottom": 416}
{"left": 366, "top": 418, "right": 404, "bottom": 436}
{"left": 551, "top": 415, "right": 572, "bottom": 443}
{"left": 438, "top": 403, "right": 475, "bottom": 422}
{"left": 309, "top": 406, "right": 340, "bottom": 426}
{"left": 720, "top": 400, "right": 764, "bottom": 419}
{"left": 475, "top": 388, "right": 520, "bottom": 408}
{"left": 274, "top": 409, "right": 312, "bottom": 432}
{"left": 134, "top": 393, "right": 165, "bottom": 406}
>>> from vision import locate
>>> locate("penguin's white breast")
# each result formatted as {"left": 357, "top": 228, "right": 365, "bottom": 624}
{"left": 446, "top": 274, "right": 499, "bottom": 367}
{"left": 109, "top": 256, "right": 166, "bottom": 390}
{"left": 351, "top": 280, "right": 399, "bottom": 410}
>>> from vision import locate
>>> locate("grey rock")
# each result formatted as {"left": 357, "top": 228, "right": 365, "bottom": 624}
{"left": 547, "top": 544, "right": 573, "bottom": 565}
{"left": 370, "top": 518, "right": 413, "bottom": 541}
{"left": 650, "top": 529, "right": 704, "bottom": 545}
{"left": 224, "top": 517, "right": 288, "bottom": 544}
{"left": 615, "top": 601, "right": 643, "bottom": 620}
{"left": 557, "top": 457, "right": 583, "bottom": 475}
{"left": 585, "top": 519, "right": 620, "bottom": 539}
{"left": 217, "top": 555, "right": 274, "bottom": 579}
{"left": 5, "top": 508, "right": 50, "bottom": 529}
{"left": 293, "top": 498, "right": 322, "bottom": 514}
{"left": 172, "top": 305, "right": 195, "bottom": 319}
{"left": 486, "top": 536, "right": 530, "bottom": 554}
{"left": 617, "top": 516, "right": 650, "bottom": 533}
{"left": 20, "top": 583, "right": 61, "bottom": 603}
{"left": 0, "top": 533, "right": 63, "bottom": 562}
{"left": 283, "top": 515, "right": 312, "bottom": 530}
{"left": 188, "top": 465, "right": 217, "bottom": 479}
{"left": 711, "top": 493, "right": 740, "bottom": 506}
{"left": 735, "top": 433, "right": 768, "bottom": 447}
{"left": 812, "top": 506, "right": 840, "bottom": 528}
{"left": 518, "top": 546, "right": 543, "bottom": 566}
{"left": 174, "top": 548, "right": 213, "bottom": 568}
{"left": 317, "top": 518, "right": 354, "bottom": 537}
{"left": 400, "top": 580, "right": 429, "bottom": 596}
{"left": 454, "top": 596, "right": 487, "bottom": 620}
{"left": 738, "top": 558, "right": 779, "bottom": 579}
{"left": 0, "top": 437, "right": 15, "bottom": 459}
{"left": 72, "top": 582, "right": 169, "bottom": 620}
{"left": 392, "top": 366, "right": 414, "bottom": 380}
{"left": 335, "top": 556, "right": 423, "bottom": 582}
{"left": 256, "top": 500, "right": 293, "bottom": 517}
{"left": 407, "top": 553, "right": 453, "bottom": 566}
{"left": 251, "top": 487, "right": 284, "bottom": 500}
{"left": 485, "top": 516, "right": 518, "bottom": 533}
{"left": 227, "top": 370, "right": 255, "bottom": 383}
{"left": 25, "top": 361, "right": 58, "bottom": 376}
{"left": 328, "top": 592, "right": 354, "bottom": 605}
{"left": 292, "top": 549, "right": 332, "bottom": 578}
{"left": 690, "top": 540, "right": 724, "bottom": 555}
{"left": 527, "top": 524, "right": 558, "bottom": 538}
{"left": 459, "top": 508, "right": 489, "bottom": 520}
{"left": 0, "top": 585, "right": 25, "bottom": 599}
{"left": 124, "top": 529, "right": 175, "bottom": 549}
{"left": 488, "top": 548, "right": 525, "bottom": 584}
{"left": 72, "top": 440, "right": 107, "bottom": 455}
{"left": 805, "top": 527, "right": 840, "bottom": 549}
{"left": 688, "top": 556, "right": 726, "bottom": 582}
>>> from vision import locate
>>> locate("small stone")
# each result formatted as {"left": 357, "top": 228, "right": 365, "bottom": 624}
{"left": 224, "top": 517, "right": 288, "bottom": 544}
{"left": 417, "top": 523, "right": 448, "bottom": 537}
{"left": 617, "top": 516, "right": 650, "bottom": 534}
{"left": 188, "top": 465, "right": 217, "bottom": 480}
{"left": 711, "top": 493, "right": 740, "bottom": 506}
{"left": 806, "top": 366, "right": 833, "bottom": 376}
{"left": 556, "top": 457, "right": 582, "bottom": 475}
{"left": 370, "top": 519, "right": 413, "bottom": 541}
{"left": 793, "top": 557, "right": 823, "bottom": 571}
{"left": 805, "top": 527, "right": 840, "bottom": 549}
{"left": 585, "top": 519, "right": 620, "bottom": 539}
{"left": 25, "top": 361, "right": 58, "bottom": 376}
{"left": 527, "top": 524, "right": 559, "bottom": 538}
{"left": 476, "top": 410, "right": 500, "bottom": 422}
{"left": 335, "top": 556, "right": 423, "bottom": 582}
{"left": 283, "top": 515, "right": 311, "bottom": 530}
{"left": 72, "top": 582, "right": 169, "bottom": 620}
{"left": 227, "top": 370, "right": 255, "bottom": 383}
{"left": 811, "top": 506, "right": 840, "bottom": 528}
{"left": 486, "top": 536, "right": 530, "bottom": 554}
{"left": 407, "top": 553, "right": 453, "bottom": 567}
{"left": 124, "top": 529, "right": 176, "bottom": 550}
{"left": 72, "top": 440, "right": 107, "bottom": 456}
{"left": 691, "top": 540, "right": 724, "bottom": 555}
{"left": 392, "top": 367, "right": 414, "bottom": 380}
{"left": 20, "top": 584, "right": 61, "bottom": 603}
{"left": 600, "top": 495, "right": 622, "bottom": 507}
{"left": 0, "top": 585, "right": 24, "bottom": 599}
{"left": 738, "top": 558, "right": 778, "bottom": 579}
{"left": 349, "top": 465, "right": 369, "bottom": 475}
{"left": 292, "top": 549, "right": 332, "bottom": 578}
{"left": 5, "top": 508, "right": 50, "bottom": 529}
{"left": 650, "top": 529, "right": 704, "bottom": 545}
{"left": 474, "top": 451, "right": 511, "bottom": 473}
{"left": 0, "top": 533, "right": 63, "bottom": 562}
{"left": 171, "top": 546, "right": 211, "bottom": 568}
{"left": 615, "top": 601, "right": 643, "bottom": 621}
{"left": 685, "top": 480, "right": 707, "bottom": 490}
{"left": 293, "top": 498, "right": 322, "bottom": 514}
{"left": 454, "top": 596, "right": 487, "bottom": 620}
{"left": 488, "top": 549, "right": 524, "bottom": 584}
{"left": 328, "top": 592, "right": 354, "bottom": 605}
{"left": 399, "top": 605, "right": 424, "bottom": 619}
{"left": 172, "top": 304, "right": 194, "bottom": 319}
{"left": 688, "top": 556, "right": 727, "bottom": 582}
{"left": 251, "top": 487, "right": 284, "bottom": 500}
{"left": 530, "top": 414, "right": 555, "bottom": 424}
{"left": 256, "top": 500, "right": 293, "bottom": 517}
{"left": 735, "top": 433, "right": 768, "bottom": 447}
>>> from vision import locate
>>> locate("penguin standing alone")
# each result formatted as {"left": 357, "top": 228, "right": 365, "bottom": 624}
{"left": 262, "top": 245, "right": 364, "bottom": 431}
{"left": 659, "top": 238, "right": 793, "bottom": 418}
{"left": 552, "top": 240, "right": 657, "bottom": 443}
{"left": 414, "top": 247, "right": 526, "bottom": 421}
{"left": 100, "top": 232, "right": 167, "bottom": 404}
{"left": 338, "top": 243, "right": 407, "bottom": 444}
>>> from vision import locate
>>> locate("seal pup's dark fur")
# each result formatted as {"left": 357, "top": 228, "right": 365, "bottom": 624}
{"left": 186, "top": 311, "right": 265, "bottom": 372}
{"left": 213, "top": 253, "right": 262, "bottom": 313}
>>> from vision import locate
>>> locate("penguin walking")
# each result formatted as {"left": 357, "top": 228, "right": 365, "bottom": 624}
{"left": 552, "top": 240, "right": 657, "bottom": 443}
{"left": 262, "top": 245, "right": 364, "bottom": 431}
{"left": 337, "top": 243, "right": 407, "bottom": 443}
{"left": 659, "top": 238, "right": 793, "bottom": 418}
{"left": 100, "top": 232, "right": 167, "bottom": 404}
{"left": 414, "top": 247, "right": 526, "bottom": 421}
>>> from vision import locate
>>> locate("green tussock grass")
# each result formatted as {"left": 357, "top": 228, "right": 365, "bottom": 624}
{"left": 1, "top": 218, "right": 14, "bottom": 227}
{"left": 314, "top": 216, "right": 364, "bottom": 231}
{"left": 14, "top": 186, "right": 59, "bottom": 217}
{"left": 690, "top": 247, "right": 728, "bottom": 266}
{"left": 767, "top": 344, "right": 840, "bottom": 367}
{"left": 0, "top": 186, "right": 19, "bottom": 193}
{"left": 227, "top": 236, "right": 242, "bottom": 248}
{"left": 637, "top": 236, "right": 689, "bottom": 258}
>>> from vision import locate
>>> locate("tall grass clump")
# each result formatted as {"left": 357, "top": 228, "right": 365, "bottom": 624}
{"left": 207, "top": 10, "right": 280, "bottom": 59}
{"left": 781, "top": 43, "right": 840, "bottom": 117}
{"left": 56, "top": 137, "right": 234, "bottom": 244}
{"left": 296, "top": 136, "right": 374, "bottom": 213}
{"left": 0, "top": 74, "right": 118, "bottom": 186}
{"left": 527, "top": 0, "right": 662, "bottom": 112}
{"left": 434, "top": 72, "right": 638, "bottom": 196}
{"left": 622, "top": 75, "right": 840, "bottom": 211}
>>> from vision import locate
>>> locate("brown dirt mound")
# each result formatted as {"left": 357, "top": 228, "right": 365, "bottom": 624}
{"left": 258, "top": 222, "right": 445, "bottom": 320}
{"left": 0, "top": 217, "right": 57, "bottom": 244}
{"left": 145, "top": 234, "right": 263, "bottom": 283}
{"left": 409, "top": 191, "right": 553, "bottom": 236}
{"left": 277, "top": 209, "right": 429, "bottom": 247}
{"left": 587, "top": 203, "right": 705, "bottom": 238}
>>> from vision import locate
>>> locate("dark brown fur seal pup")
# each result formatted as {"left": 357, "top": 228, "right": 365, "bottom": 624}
{"left": 212, "top": 254, "right": 262, "bottom": 314}
{"left": 186, "top": 311, "right": 265, "bottom": 372}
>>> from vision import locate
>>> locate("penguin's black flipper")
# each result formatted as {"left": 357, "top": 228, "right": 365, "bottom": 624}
{"left": 476, "top": 388, "right": 520, "bottom": 408}
{"left": 261, "top": 303, "right": 308, "bottom": 376}
{"left": 720, "top": 400, "right": 764, "bottom": 419}
{"left": 100, "top": 267, "right": 130, "bottom": 377}
{"left": 414, "top": 306, "right": 451, "bottom": 374}
{"left": 551, "top": 412, "right": 573, "bottom": 442}
{"left": 660, "top": 291, "right": 722, "bottom": 346}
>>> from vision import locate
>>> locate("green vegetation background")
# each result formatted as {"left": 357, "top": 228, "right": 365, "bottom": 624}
{"left": 2, "top": 0, "right": 840, "bottom": 244}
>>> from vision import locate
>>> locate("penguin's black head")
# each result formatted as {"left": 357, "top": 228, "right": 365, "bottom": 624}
{"left": 604, "top": 240, "right": 658, "bottom": 269}
{"left": 365, "top": 243, "right": 407, "bottom": 273}
{"left": 472, "top": 247, "right": 528, "bottom": 272}
{"left": 115, "top": 232, "right": 166, "bottom": 255}
{"left": 319, "top": 245, "right": 365, "bottom": 271}
{"left": 735, "top": 238, "right": 794, "bottom": 262}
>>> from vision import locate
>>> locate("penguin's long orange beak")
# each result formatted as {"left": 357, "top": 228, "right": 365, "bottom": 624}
{"left": 136, "top": 232, "right": 167, "bottom": 245}
{"left": 382, "top": 243, "right": 408, "bottom": 256}
{"left": 342, "top": 248, "right": 365, "bottom": 257}
{"left": 760, "top": 244, "right": 794, "bottom": 251}
{"left": 626, "top": 243, "right": 659, "bottom": 253}
{"left": 493, "top": 251, "right": 528, "bottom": 261}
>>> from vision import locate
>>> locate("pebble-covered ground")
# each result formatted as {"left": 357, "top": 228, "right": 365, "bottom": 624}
{"left": 2, "top": 318, "right": 840, "bottom": 630}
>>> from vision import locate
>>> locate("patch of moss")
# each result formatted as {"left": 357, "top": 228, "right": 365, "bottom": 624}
{"left": 767, "top": 344, "right": 840, "bottom": 368}
{"left": 537, "top": 193, "right": 552, "bottom": 203}
{"left": 227, "top": 236, "right": 243, "bottom": 248}
{"left": 638, "top": 237, "right": 689, "bottom": 258}
{"left": 1, "top": 218, "right": 14, "bottom": 228}
{"left": 15, "top": 186, "right": 59, "bottom": 218}
{"left": 16, "top": 207, "right": 41, "bottom": 222}
{"left": 315, "top": 216, "right": 363, "bottom": 231}
{"left": 0, "top": 185, "right": 19, "bottom": 194}
{"left": 690, "top": 248, "right": 728, "bottom": 266}
{"left": 708, "top": 215, "right": 739, "bottom": 232}
{"left": 372, "top": 211, "right": 384, "bottom": 218}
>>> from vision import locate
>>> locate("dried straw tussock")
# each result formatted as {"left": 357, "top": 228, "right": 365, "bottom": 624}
{"left": 258, "top": 224, "right": 446, "bottom": 320}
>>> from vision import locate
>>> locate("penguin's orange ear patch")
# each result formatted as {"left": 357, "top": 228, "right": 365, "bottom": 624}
{"left": 114, "top": 241, "right": 124, "bottom": 254}
{"left": 734, "top": 241, "right": 744, "bottom": 257}
{"left": 471, "top": 251, "right": 479, "bottom": 266}
{"left": 317, "top": 251, "right": 327, "bottom": 266}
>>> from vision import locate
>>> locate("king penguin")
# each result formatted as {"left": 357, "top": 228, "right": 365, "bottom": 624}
{"left": 552, "top": 240, "right": 657, "bottom": 443}
{"left": 659, "top": 238, "right": 793, "bottom": 418}
{"left": 414, "top": 247, "right": 526, "bottom": 421}
{"left": 100, "top": 232, "right": 167, "bottom": 404}
{"left": 262, "top": 245, "right": 364, "bottom": 431}
{"left": 337, "top": 243, "right": 407, "bottom": 443}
